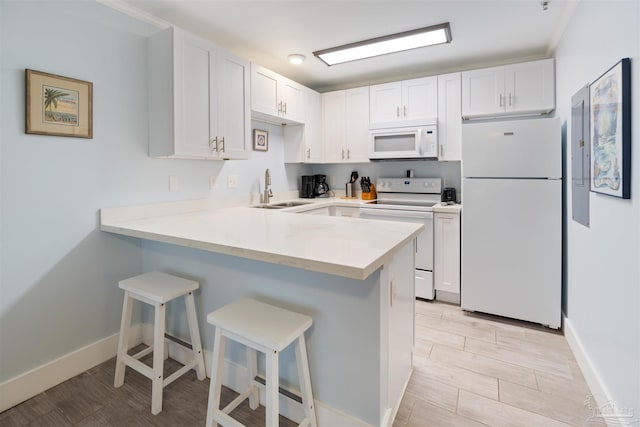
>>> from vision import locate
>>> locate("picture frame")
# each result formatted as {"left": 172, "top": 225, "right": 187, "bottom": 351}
{"left": 589, "top": 58, "right": 631, "bottom": 199}
{"left": 253, "top": 129, "right": 268, "bottom": 151}
{"left": 25, "top": 69, "right": 93, "bottom": 138}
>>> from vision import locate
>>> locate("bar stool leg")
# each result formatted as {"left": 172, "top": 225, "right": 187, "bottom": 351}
{"left": 151, "top": 302, "right": 166, "bottom": 415}
{"left": 206, "top": 327, "right": 226, "bottom": 427}
{"left": 265, "top": 350, "right": 279, "bottom": 427}
{"left": 114, "top": 291, "right": 133, "bottom": 388}
{"left": 246, "top": 347, "right": 259, "bottom": 410}
{"left": 184, "top": 291, "right": 206, "bottom": 380}
{"left": 295, "top": 335, "right": 317, "bottom": 427}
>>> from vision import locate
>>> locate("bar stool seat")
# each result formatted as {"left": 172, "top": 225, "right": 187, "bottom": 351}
{"left": 114, "top": 271, "right": 206, "bottom": 415}
{"left": 206, "top": 298, "right": 317, "bottom": 427}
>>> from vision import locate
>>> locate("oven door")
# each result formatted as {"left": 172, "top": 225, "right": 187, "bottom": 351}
{"left": 358, "top": 208, "right": 433, "bottom": 271}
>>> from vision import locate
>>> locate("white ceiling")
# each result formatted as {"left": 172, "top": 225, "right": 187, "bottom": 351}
{"left": 120, "top": 0, "right": 576, "bottom": 92}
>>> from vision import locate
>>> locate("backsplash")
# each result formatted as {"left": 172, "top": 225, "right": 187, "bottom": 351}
{"left": 308, "top": 160, "right": 462, "bottom": 202}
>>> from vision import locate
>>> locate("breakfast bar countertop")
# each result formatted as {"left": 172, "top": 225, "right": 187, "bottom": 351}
{"left": 100, "top": 199, "right": 423, "bottom": 280}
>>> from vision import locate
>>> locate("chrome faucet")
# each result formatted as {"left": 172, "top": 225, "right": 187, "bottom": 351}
{"left": 261, "top": 168, "right": 273, "bottom": 204}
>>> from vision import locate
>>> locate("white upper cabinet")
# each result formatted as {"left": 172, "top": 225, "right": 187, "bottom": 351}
{"left": 284, "top": 87, "right": 323, "bottom": 163}
{"left": 148, "top": 27, "right": 249, "bottom": 160}
{"left": 461, "top": 58, "right": 555, "bottom": 119}
{"left": 251, "top": 64, "right": 304, "bottom": 124}
{"left": 369, "top": 76, "right": 437, "bottom": 128}
{"left": 437, "top": 72, "right": 462, "bottom": 161}
{"left": 322, "top": 87, "right": 370, "bottom": 163}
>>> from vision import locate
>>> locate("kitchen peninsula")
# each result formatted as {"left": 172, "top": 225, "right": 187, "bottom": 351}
{"left": 100, "top": 199, "right": 423, "bottom": 426}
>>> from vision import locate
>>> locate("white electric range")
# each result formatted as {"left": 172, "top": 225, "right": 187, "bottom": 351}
{"left": 359, "top": 178, "right": 441, "bottom": 300}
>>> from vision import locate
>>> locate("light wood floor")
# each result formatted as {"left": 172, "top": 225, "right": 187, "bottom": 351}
{"left": 1, "top": 300, "right": 601, "bottom": 426}
{"left": 395, "top": 300, "right": 604, "bottom": 427}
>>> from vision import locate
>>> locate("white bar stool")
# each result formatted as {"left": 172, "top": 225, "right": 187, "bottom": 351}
{"left": 113, "top": 271, "right": 206, "bottom": 415}
{"left": 206, "top": 298, "right": 317, "bottom": 427}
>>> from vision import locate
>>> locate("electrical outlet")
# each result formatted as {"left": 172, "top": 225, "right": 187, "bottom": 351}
{"left": 209, "top": 176, "right": 217, "bottom": 189}
{"left": 227, "top": 175, "right": 238, "bottom": 189}
{"left": 169, "top": 175, "right": 179, "bottom": 192}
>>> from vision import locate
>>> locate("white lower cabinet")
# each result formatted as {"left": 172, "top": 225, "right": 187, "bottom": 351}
{"left": 434, "top": 211, "right": 461, "bottom": 302}
{"left": 148, "top": 26, "right": 249, "bottom": 160}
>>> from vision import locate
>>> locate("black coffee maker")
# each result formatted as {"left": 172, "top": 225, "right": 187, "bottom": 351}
{"left": 300, "top": 176, "right": 315, "bottom": 198}
{"left": 313, "top": 174, "right": 330, "bottom": 198}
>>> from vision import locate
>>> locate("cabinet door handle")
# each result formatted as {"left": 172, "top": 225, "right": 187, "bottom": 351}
{"left": 509, "top": 93, "right": 513, "bottom": 107}
{"left": 210, "top": 137, "right": 218, "bottom": 151}
{"left": 404, "top": 106, "right": 407, "bottom": 117}
{"left": 439, "top": 144, "right": 443, "bottom": 157}
{"left": 341, "top": 149, "right": 345, "bottom": 160}
{"left": 397, "top": 106, "right": 400, "bottom": 118}
{"left": 347, "top": 149, "right": 351, "bottom": 159}
{"left": 499, "top": 94, "right": 503, "bottom": 107}
{"left": 307, "top": 148, "right": 311, "bottom": 159}
{"left": 278, "top": 101, "right": 282, "bottom": 114}
{"left": 219, "top": 137, "right": 225, "bottom": 152}
{"left": 283, "top": 102, "right": 287, "bottom": 115}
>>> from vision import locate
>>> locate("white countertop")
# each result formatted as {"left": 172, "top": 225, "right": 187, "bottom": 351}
{"left": 432, "top": 202, "right": 462, "bottom": 214}
{"left": 100, "top": 198, "right": 423, "bottom": 280}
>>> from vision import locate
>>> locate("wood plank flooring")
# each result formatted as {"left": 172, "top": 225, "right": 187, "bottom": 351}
{"left": 395, "top": 300, "right": 604, "bottom": 427}
{"left": 1, "top": 300, "right": 601, "bottom": 426}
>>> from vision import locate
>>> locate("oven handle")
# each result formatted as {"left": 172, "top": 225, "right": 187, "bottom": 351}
{"left": 359, "top": 208, "right": 433, "bottom": 220}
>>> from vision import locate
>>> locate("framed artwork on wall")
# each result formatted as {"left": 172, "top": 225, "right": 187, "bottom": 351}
{"left": 25, "top": 69, "right": 93, "bottom": 138}
{"left": 589, "top": 58, "right": 631, "bottom": 199}
{"left": 253, "top": 129, "right": 268, "bottom": 151}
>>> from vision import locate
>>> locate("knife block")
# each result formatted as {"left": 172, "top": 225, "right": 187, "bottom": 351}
{"left": 361, "top": 184, "right": 377, "bottom": 200}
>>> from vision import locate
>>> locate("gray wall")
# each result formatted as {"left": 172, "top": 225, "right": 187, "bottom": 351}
{"left": 0, "top": 0, "right": 303, "bottom": 382}
{"left": 555, "top": 0, "right": 639, "bottom": 414}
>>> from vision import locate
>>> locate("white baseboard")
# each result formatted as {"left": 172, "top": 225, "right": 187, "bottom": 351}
{"left": 2, "top": 323, "right": 372, "bottom": 426}
{"left": 0, "top": 324, "right": 145, "bottom": 413}
{"left": 563, "top": 315, "right": 637, "bottom": 427}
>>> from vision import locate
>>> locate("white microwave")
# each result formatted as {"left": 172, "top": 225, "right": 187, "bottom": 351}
{"left": 369, "top": 125, "right": 438, "bottom": 160}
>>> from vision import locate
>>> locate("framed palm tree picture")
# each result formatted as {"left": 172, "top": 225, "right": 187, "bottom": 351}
{"left": 25, "top": 69, "right": 93, "bottom": 138}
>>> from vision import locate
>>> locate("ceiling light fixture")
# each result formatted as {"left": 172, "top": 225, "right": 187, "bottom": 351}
{"left": 288, "top": 54, "right": 306, "bottom": 65}
{"left": 313, "top": 22, "right": 452, "bottom": 66}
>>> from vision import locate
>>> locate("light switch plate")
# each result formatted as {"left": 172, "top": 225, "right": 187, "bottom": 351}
{"left": 169, "top": 175, "right": 179, "bottom": 192}
{"left": 209, "top": 176, "right": 217, "bottom": 189}
{"left": 227, "top": 175, "right": 238, "bottom": 189}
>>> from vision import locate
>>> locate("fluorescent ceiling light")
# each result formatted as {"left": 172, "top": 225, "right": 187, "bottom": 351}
{"left": 313, "top": 23, "right": 452, "bottom": 66}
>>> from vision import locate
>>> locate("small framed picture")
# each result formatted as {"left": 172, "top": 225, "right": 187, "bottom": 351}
{"left": 25, "top": 69, "right": 93, "bottom": 138}
{"left": 253, "top": 129, "right": 268, "bottom": 151}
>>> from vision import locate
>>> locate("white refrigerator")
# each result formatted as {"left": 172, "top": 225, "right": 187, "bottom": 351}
{"left": 461, "top": 118, "right": 562, "bottom": 328}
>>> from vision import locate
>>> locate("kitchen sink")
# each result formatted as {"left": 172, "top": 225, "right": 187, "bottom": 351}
{"left": 252, "top": 204, "right": 285, "bottom": 209}
{"left": 252, "top": 201, "right": 314, "bottom": 209}
{"left": 270, "top": 201, "right": 313, "bottom": 207}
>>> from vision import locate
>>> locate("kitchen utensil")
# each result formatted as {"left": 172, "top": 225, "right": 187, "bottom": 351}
{"left": 350, "top": 171, "right": 359, "bottom": 183}
{"left": 346, "top": 182, "right": 356, "bottom": 198}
